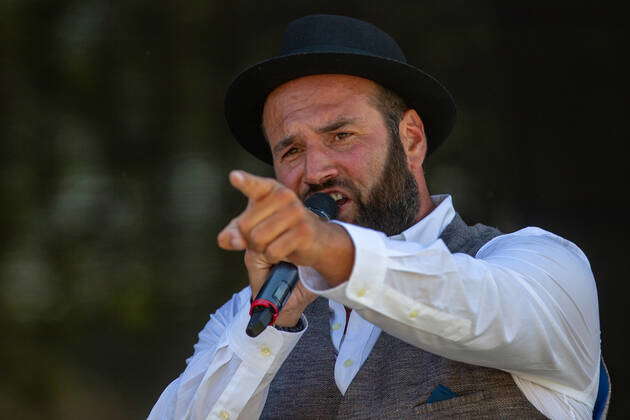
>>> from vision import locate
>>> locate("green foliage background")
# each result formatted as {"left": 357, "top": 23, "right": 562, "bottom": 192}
{"left": 1, "top": 1, "right": 625, "bottom": 418}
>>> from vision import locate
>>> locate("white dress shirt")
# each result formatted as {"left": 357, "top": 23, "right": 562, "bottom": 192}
{"left": 149, "top": 195, "right": 601, "bottom": 420}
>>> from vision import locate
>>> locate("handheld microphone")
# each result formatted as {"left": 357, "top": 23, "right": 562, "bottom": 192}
{"left": 246, "top": 193, "right": 338, "bottom": 337}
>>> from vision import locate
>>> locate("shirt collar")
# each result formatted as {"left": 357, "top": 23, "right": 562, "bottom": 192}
{"left": 390, "top": 194, "right": 456, "bottom": 246}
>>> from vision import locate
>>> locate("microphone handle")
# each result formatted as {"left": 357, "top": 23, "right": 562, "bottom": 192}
{"left": 246, "top": 262, "right": 298, "bottom": 337}
{"left": 245, "top": 192, "right": 337, "bottom": 338}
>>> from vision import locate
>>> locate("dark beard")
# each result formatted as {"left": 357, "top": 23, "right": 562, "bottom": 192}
{"left": 354, "top": 133, "right": 420, "bottom": 236}
{"left": 305, "top": 134, "right": 420, "bottom": 236}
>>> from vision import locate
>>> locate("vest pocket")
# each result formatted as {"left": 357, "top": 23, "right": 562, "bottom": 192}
{"left": 413, "top": 390, "right": 488, "bottom": 416}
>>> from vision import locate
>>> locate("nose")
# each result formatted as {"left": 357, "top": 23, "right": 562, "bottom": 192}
{"left": 302, "top": 144, "right": 338, "bottom": 186}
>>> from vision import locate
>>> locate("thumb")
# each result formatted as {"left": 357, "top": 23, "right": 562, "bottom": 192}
{"left": 217, "top": 217, "right": 246, "bottom": 250}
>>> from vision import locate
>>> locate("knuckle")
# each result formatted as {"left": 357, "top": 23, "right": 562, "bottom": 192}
{"left": 256, "top": 178, "right": 276, "bottom": 197}
{"left": 275, "top": 186, "right": 296, "bottom": 203}
{"left": 288, "top": 201, "right": 307, "bottom": 220}
{"left": 236, "top": 217, "right": 245, "bottom": 230}
{"left": 264, "top": 177, "right": 278, "bottom": 189}
{"left": 263, "top": 245, "right": 281, "bottom": 263}
{"left": 236, "top": 217, "right": 251, "bottom": 233}
{"left": 248, "top": 228, "right": 263, "bottom": 247}
{"left": 248, "top": 238, "right": 265, "bottom": 254}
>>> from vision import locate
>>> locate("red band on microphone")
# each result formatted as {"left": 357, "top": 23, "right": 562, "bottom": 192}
{"left": 249, "top": 299, "right": 280, "bottom": 324}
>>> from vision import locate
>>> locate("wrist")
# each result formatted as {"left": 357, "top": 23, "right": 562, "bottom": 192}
{"left": 274, "top": 317, "right": 305, "bottom": 332}
{"left": 312, "top": 223, "right": 354, "bottom": 287}
{"left": 274, "top": 308, "right": 305, "bottom": 328}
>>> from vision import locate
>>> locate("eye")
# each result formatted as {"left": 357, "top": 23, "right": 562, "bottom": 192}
{"left": 334, "top": 132, "right": 352, "bottom": 141}
{"left": 281, "top": 147, "right": 298, "bottom": 159}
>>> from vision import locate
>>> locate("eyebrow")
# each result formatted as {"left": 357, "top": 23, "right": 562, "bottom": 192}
{"left": 317, "top": 117, "right": 356, "bottom": 134}
{"left": 272, "top": 135, "right": 296, "bottom": 156}
{"left": 272, "top": 117, "right": 357, "bottom": 156}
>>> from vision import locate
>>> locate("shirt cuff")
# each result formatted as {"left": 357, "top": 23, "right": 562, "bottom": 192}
{"left": 299, "top": 221, "right": 388, "bottom": 309}
{"left": 228, "top": 302, "right": 307, "bottom": 373}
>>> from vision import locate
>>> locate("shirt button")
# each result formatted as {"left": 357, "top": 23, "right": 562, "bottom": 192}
{"left": 408, "top": 310, "right": 418, "bottom": 319}
{"left": 260, "top": 345, "right": 272, "bottom": 357}
{"left": 356, "top": 288, "right": 367, "bottom": 297}
{"left": 331, "top": 322, "right": 341, "bottom": 331}
{"left": 343, "top": 359, "right": 354, "bottom": 368}
{"left": 218, "top": 410, "right": 230, "bottom": 419}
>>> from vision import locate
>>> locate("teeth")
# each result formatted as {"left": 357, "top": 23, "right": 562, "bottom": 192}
{"left": 329, "top": 192, "right": 344, "bottom": 201}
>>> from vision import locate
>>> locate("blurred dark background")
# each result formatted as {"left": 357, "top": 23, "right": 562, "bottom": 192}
{"left": 1, "top": 1, "right": 626, "bottom": 418}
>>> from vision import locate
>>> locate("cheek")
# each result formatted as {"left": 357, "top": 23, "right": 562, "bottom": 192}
{"left": 274, "top": 165, "right": 301, "bottom": 192}
{"left": 339, "top": 146, "right": 384, "bottom": 189}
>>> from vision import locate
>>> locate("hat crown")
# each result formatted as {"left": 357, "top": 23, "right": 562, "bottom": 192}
{"left": 280, "top": 14, "right": 407, "bottom": 63}
{"left": 225, "top": 14, "right": 456, "bottom": 164}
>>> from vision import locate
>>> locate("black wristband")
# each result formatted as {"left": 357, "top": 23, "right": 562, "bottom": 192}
{"left": 273, "top": 317, "right": 305, "bottom": 333}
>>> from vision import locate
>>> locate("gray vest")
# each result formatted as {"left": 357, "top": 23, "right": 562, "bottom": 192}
{"left": 261, "top": 214, "right": 547, "bottom": 419}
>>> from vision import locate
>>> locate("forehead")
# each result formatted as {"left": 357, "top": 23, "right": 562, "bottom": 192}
{"left": 262, "top": 75, "right": 379, "bottom": 140}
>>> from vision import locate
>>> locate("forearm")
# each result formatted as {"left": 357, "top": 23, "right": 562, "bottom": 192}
{"left": 300, "top": 223, "right": 600, "bottom": 392}
{"left": 149, "top": 288, "right": 305, "bottom": 419}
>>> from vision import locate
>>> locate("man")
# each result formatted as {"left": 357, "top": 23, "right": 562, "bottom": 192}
{"left": 149, "top": 15, "right": 606, "bottom": 419}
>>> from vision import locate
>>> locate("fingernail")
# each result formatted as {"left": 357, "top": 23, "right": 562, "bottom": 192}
{"left": 230, "top": 170, "right": 244, "bottom": 184}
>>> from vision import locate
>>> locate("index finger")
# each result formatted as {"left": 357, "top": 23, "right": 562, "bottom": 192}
{"left": 229, "top": 170, "right": 279, "bottom": 201}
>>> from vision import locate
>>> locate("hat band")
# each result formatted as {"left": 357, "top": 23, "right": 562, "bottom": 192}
{"left": 281, "top": 44, "right": 405, "bottom": 62}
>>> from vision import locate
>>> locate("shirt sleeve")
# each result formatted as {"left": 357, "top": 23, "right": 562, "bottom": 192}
{"left": 299, "top": 223, "right": 601, "bottom": 404}
{"left": 148, "top": 287, "right": 306, "bottom": 420}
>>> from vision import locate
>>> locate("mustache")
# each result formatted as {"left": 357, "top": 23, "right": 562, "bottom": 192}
{"left": 303, "top": 178, "right": 362, "bottom": 201}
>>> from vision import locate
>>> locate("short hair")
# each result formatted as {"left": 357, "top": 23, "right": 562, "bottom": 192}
{"left": 369, "top": 84, "right": 408, "bottom": 140}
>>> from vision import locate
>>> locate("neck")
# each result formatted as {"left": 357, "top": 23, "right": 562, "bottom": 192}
{"left": 415, "top": 170, "right": 435, "bottom": 223}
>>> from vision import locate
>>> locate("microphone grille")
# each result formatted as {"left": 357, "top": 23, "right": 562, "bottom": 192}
{"left": 304, "top": 193, "right": 338, "bottom": 220}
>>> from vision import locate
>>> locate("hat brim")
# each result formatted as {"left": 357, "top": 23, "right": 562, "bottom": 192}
{"left": 225, "top": 51, "right": 456, "bottom": 164}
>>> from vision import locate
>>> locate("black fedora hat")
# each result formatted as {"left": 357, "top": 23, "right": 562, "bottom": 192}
{"left": 224, "top": 14, "right": 456, "bottom": 165}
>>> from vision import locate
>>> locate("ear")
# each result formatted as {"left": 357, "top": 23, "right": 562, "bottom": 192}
{"left": 399, "top": 109, "right": 427, "bottom": 171}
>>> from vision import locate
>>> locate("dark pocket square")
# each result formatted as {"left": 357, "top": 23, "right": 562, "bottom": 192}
{"left": 426, "top": 384, "right": 459, "bottom": 403}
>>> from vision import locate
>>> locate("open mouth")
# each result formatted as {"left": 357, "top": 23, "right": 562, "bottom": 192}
{"left": 328, "top": 191, "right": 350, "bottom": 208}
